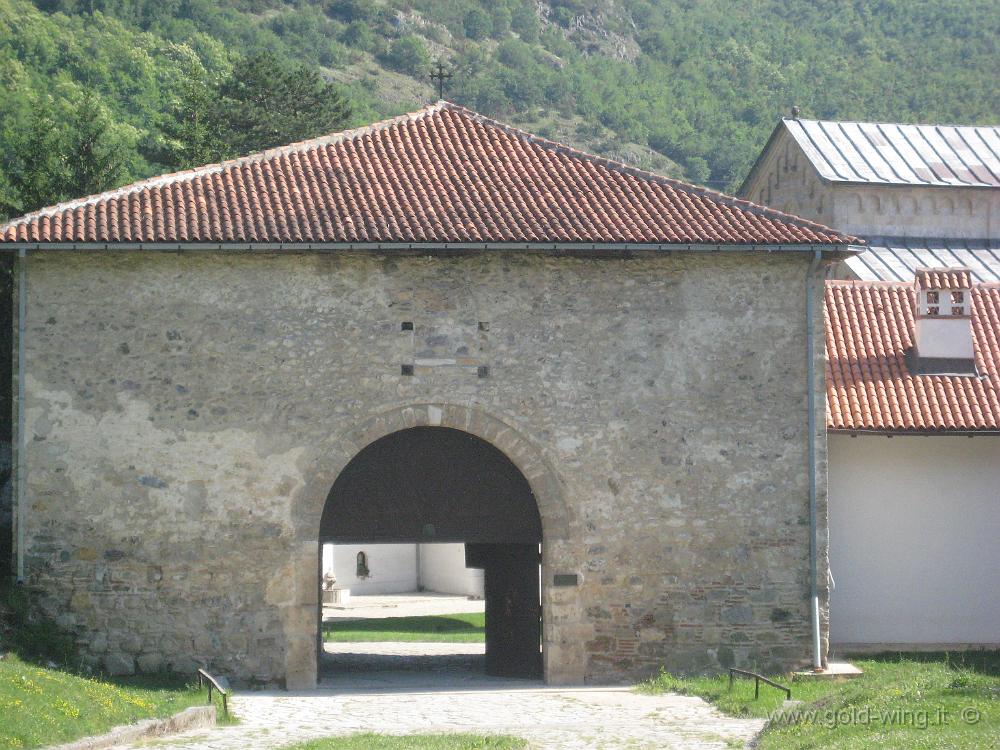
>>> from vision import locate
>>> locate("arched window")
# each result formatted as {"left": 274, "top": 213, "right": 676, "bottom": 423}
{"left": 356, "top": 551, "right": 370, "bottom": 579}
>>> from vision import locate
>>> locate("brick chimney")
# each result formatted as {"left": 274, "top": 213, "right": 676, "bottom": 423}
{"left": 911, "top": 267, "right": 976, "bottom": 374}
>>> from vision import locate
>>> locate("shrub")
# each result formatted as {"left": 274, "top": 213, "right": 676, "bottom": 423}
{"left": 381, "top": 35, "right": 430, "bottom": 74}
{"left": 491, "top": 6, "right": 512, "bottom": 37}
{"left": 341, "top": 20, "right": 376, "bottom": 51}
{"left": 463, "top": 8, "right": 492, "bottom": 40}
{"left": 324, "top": 0, "right": 378, "bottom": 24}
{"left": 511, "top": 3, "right": 539, "bottom": 42}
{"left": 552, "top": 7, "right": 574, "bottom": 28}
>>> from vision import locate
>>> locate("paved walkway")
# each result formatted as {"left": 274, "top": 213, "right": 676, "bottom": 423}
{"left": 123, "top": 645, "right": 764, "bottom": 750}
{"left": 323, "top": 592, "right": 485, "bottom": 622}
{"left": 324, "top": 642, "right": 486, "bottom": 680}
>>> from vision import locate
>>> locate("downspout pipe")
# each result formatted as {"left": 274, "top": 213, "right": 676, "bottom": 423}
{"left": 14, "top": 248, "right": 26, "bottom": 582}
{"left": 806, "top": 248, "right": 823, "bottom": 671}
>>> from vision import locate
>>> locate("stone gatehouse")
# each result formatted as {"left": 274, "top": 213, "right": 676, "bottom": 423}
{"left": 2, "top": 103, "right": 855, "bottom": 687}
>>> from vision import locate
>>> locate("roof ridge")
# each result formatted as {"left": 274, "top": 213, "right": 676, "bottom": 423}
{"left": 863, "top": 234, "right": 1000, "bottom": 244}
{"left": 783, "top": 116, "right": 1000, "bottom": 131}
{"left": 444, "top": 103, "right": 859, "bottom": 244}
{"left": 2, "top": 102, "right": 449, "bottom": 230}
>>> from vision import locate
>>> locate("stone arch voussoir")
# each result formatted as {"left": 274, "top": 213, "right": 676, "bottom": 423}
{"left": 304, "top": 403, "right": 569, "bottom": 542}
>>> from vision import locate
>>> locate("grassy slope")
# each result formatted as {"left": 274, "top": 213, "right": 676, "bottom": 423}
{"left": 641, "top": 652, "right": 1000, "bottom": 750}
{"left": 0, "top": 654, "right": 213, "bottom": 750}
{"left": 0, "top": 583, "right": 223, "bottom": 749}
{"left": 282, "top": 735, "right": 526, "bottom": 749}
{"left": 323, "top": 613, "right": 485, "bottom": 643}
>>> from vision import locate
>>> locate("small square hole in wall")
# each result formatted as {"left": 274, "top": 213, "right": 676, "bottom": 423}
{"left": 401, "top": 321, "right": 414, "bottom": 331}
{"left": 478, "top": 322, "right": 490, "bottom": 332}
{"left": 401, "top": 364, "right": 414, "bottom": 376}
{"left": 477, "top": 365, "right": 490, "bottom": 378}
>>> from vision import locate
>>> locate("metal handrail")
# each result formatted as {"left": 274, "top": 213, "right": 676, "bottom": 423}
{"left": 728, "top": 668, "right": 791, "bottom": 700}
{"left": 197, "top": 668, "right": 229, "bottom": 717}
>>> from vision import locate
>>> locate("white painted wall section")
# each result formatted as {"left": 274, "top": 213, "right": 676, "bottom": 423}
{"left": 829, "top": 434, "right": 1000, "bottom": 645}
{"left": 327, "top": 543, "right": 418, "bottom": 595}
{"left": 419, "top": 543, "right": 485, "bottom": 597}
{"left": 323, "top": 542, "right": 484, "bottom": 597}
{"left": 914, "top": 317, "right": 975, "bottom": 360}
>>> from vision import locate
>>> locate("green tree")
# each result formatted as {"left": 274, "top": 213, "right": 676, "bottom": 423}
{"left": 210, "top": 51, "right": 352, "bottom": 157}
{"left": 0, "top": 91, "right": 133, "bottom": 217}
{"left": 146, "top": 51, "right": 220, "bottom": 168}
{"left": 0, "top": 97, "right": 65, "bottom": 218}
{"left": 62, "top": 91, "right": 132, "bottom": 200}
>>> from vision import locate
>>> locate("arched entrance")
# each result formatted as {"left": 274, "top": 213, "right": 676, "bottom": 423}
{"left": 319, "top": 426, "right": 544, "bottom": 678}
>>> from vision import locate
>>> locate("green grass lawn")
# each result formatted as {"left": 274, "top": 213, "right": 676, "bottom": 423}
{"left": 282, "top": 734, "right": 525, "bottom": 749}
{"left": 641, "top": 651, "right": 1000, "bottom": 749}
{"left": 322, "top": 613, "right": 485, "bottom": 643}
{"left": 0, "top": 654, "right": 218, "bottom": 749}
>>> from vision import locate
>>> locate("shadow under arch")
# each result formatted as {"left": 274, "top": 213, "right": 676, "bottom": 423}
{"left": 306, "top": 404, "right": 569, "bottom": 539}
{"left": 321, "top": 426, "right": 542, "bottom": 544}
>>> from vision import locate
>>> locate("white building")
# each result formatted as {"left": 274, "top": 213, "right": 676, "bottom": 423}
{"left": 322, "top": 542, "right": 484, "bottom": 598}
{"left": 743, "top": 117, "right": 1000, "bottom": 651}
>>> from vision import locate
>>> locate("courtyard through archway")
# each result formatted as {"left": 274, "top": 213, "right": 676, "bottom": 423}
{"left": 318, "top": 427, "right": 544, "bottom": 682}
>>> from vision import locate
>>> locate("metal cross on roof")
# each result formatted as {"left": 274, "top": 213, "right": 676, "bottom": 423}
{"left": 430, "top": 60, "right": 452, "bottom": 100}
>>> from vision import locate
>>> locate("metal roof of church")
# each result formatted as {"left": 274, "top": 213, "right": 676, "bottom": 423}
{"left": 825, "top": 279, "right": 1000, "bottom": 432}
{"left": 846, "top": 237, "right": 1000, "bottom": 283}
{"left": 782, "top": 118, "right": 1000, "bottom": 188}
{"left": 1, "top": 102, "right": 855, "bottom": 248}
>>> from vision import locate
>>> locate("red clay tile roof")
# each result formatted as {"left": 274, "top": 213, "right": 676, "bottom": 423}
{"left": 825, "top": 280, "right": 1000, "bottom": 431}
{"left": 914, "top": 267, "right": 973, "bottom": 291}
{"left": 1, "top": 102, "right": 855, "bottom": 247}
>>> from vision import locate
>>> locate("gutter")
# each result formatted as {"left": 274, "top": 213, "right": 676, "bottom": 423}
{"left": 806, "top": 247, "right": 823, "bottom": 672}
{"left": 831, "top": 429, "right": 1000, "bottom": 437}
{"left": 0, "top": 241, "right": 862, "bottom": 258}
{"left": 14, "top": 248, "right": 26, "bottom": 582}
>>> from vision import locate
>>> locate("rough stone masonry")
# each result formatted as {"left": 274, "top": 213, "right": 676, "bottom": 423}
{"left": 15, "top": 248, "right": 830, "bottom": 687}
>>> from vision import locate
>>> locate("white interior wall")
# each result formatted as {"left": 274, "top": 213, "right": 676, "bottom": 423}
{"left": 419, "top": 543, "right": 485, "bottom": 598}
{"left": 322, "top": 542, "right": 484, "bottom": 597}
{"left": 828, "top": 434, "right": 1000, "bottom": 646}
{"left": 326, "top": 543, "right": 418, "bottom": 595}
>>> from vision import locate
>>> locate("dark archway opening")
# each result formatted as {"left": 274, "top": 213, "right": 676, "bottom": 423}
{"left": 320, "top": 427, "right": 543, "bottom": 680}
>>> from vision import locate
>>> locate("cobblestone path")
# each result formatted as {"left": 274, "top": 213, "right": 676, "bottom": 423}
{"left": 124, "top": 645, "right": 764, "bottom": 749}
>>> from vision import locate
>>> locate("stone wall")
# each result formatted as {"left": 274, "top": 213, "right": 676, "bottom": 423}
{"left": 0, "top": 256, "right": 13, "bottom": 578}
{"left": 825, "top": 184, "right": 999, "bottom": 240}
{"left": 17, "top": 249, "right": 829, "bottom": 686}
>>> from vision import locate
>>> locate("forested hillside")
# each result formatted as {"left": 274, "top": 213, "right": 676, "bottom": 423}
{"left": 1, "top": 0, "right": 998, "bottom": 222}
